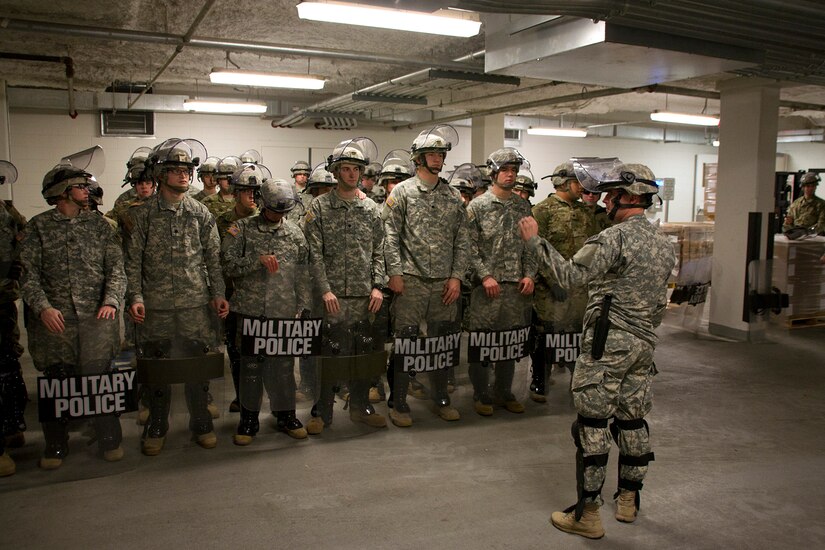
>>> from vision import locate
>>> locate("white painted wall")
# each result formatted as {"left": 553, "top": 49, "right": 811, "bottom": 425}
{"left": 6, "top": 108, "right": 822, "bottom": 222}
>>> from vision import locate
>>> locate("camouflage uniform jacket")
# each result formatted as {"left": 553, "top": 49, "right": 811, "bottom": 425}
{"left": 193, "top": 188, "right": 217, "bottom": 202}
{"left": 287, "top": 191, "right": 313, "bottom": 225}
{"left": 589, "top": 204, "right": 614, "bottom": 232}
{"left": 527, "top": 214, "right": 676, "bottom": 346}
{"left": 217, "top": 206, "right": 258, "bottom": 239}
{"left": 202, "top": 192, "right": 235, "bottom": 219}
{"left": 383, "top": 175, "right": 470, "bottom": 281}
{"left": 532, "top": 194, "right": 597, "bottom": 287}
{"left": 125, "top": 194, "right": 225, "bottom": 309}
{"left": 221, "top": 214, "right": 310, "bottom": 317}
{"left": 0, "top": 201, "right": 26, "bottom": 303}
{"left": 783, "top": 194, "right": 825, "bottom": 233}
{"left": 107, "top": 196, "right": 151, "bottom": 241}
{"left": 304, "top": 190, "right": 385, "bottom": 297}
{"left": 113, "top": 187, "right": 137, "bottom": 210}
{"left": 20, "top": 208, "right": 125, "bottom": 318}
{"left": 466, "top": 190, "right": 537, "bottom": 284}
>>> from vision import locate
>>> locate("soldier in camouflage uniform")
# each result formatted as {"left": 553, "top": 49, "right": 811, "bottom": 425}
{"left": 21, "top": 162, "right": 126, "bottom": 470}
{"left": 359, "top": 161, "right": 381, "bottom": 200}
{"left": 466, "top": 149, "right": 536, "bottom": 416}
{"left": 222, "top": 178, "right": 311, "bottom": 443}
{"left": 0, "top": 161, "right": 26, "bottom": 476}
{"left": 107, "top": 160, "right": 156, "bottom": 242}
{"left": 114, "top": 147, "right": 154, "bottom": 209}
{"left": 513, "top": 168, "right": 536, "bottom": 203}
{"left": 783, "top": 171, "right": 825, "bottom": 234}
{"left": 529, "top": 162, "right": 597, "bottom": 402}
{"left": 126, "top": 138, "right": 229, "bottom": 456}
{"left": 303, "top": 138, "right": 387, "bottom": 434}
{"left": 193, "top": 156, "right": 220, "bottom": 202}
{"left": 287, "top": 161, "right": 313, "bottom": 225}
{"left": 216, "top": 164, "right": 263, "bottom": 413}
{"left": 383, "top": 124, "right": 470, "bottom": 426}
{"left": 519, "top": 159, "right": 676, "bottom": 539}
{"left": 202, "top": 156, "right": 240, "bottom": 219}
{"left": 582, "top": 189, "right": 613, "bottom": 232}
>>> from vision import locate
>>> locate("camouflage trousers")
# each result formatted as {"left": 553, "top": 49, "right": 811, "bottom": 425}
{"left": 28, "top": 313, "right": 119, "bottom": 373}
{"left": 533, "top": 283, "right": 588, "bottom": 334}
{"left": 573, "top": 327, "right": 656, "bottom": 502}
{"left": 391, "top": 276, "right": 458, "bottom": 332}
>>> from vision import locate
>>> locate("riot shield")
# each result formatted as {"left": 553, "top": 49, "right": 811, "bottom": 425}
{"left": 464, "top": 283, "right": 533, "bottom": 410}
{"left": 231, "top": 262, "right": 320, "bottom": 444}
{"left": 30, "top": 312, "right": 138, "bottom": 478}
{"left": 309, "top": 296, "right": 389, "bottom": 436}
{"left": 134, "top": 303, "right": 225, "bottom": 452}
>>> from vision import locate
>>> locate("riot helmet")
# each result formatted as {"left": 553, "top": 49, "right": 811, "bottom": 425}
{"left": 239, "top": 149, "right": 262, "bottom": 165}
{"left": 42, "top": 145, "right": 105, "bottom": 205}
{"left": 123, "top": 146, "right": 153, "bottom": 187}
{"left": 410, "top": 124, "right": 458, "bottom": 175}
{"left": 486, "top": 147, "right": 528, "bottom": 175}
{"left": 149, "top": 138, "right": 205, "bottom": 185}
{"left": 448, "top": 163, "right": 483, "bottom": 201}
{"left": 574, "top": 158, "right": 659, "bottom": 220}
{"left": 306, "top": 163, "right": 337, "bottom": 194}
{"left": 800, "top": 171, "right": 821, "bottom": 186}
{"left": 290, "top": 160, "right": 312, "bottom": 177}
{"left": 514, "top": 168, "right": 536, "bottom": 199}
{"left": 230, "top": 163, "right": 270, "bottom": 193}
{"left": 378, "top": 150, "right": 414, "bottom": 187}
{"left": 260, "top": 178, "right": 300, "bottom": 214}
{"left": 198, "top": 156, "right": 220, "bottom": 178}
{"left": 0, "top": 160, "right": 18, "bottom": 186}
{"left": 326, "top": 137, "right": 377, "bottom": 174}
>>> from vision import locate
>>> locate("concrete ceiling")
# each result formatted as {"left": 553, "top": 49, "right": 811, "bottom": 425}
{"left": 1, "top": 0, "right": 825, "bottom": 138}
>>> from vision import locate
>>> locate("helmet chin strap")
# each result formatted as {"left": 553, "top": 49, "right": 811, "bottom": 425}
{"left": 607, "top": 192, "right": 654, "bottom": 220}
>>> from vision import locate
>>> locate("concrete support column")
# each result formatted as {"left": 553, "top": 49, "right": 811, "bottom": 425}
{"left": 471, "top": 113, "right": 504, "bottom": 165}
{"left": 708, "top": 77, "right": 780, "bottom": 342}
{"left": 0, "top": 80, "right": 11, "bottom": 201}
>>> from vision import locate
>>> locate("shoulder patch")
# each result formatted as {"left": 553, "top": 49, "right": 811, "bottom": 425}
{"left": 304, "top": 210, "right": 315, "bottom": 224}
{"left": 227, "top": 224, "right": 240, "bottom": 237}
{"left": 386, "top": 196, "right": 396, "bottom": 208}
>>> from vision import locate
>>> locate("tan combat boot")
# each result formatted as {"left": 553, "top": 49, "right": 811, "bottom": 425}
{"left": 550, "top": 503, "right": 605, "bottom": 539}
{"left": 438, "top": 405, "right": 460, "bottom": 421}
{"left": 350, "top": 410, "right": 387, "bottom": 428}
{"left": 38, "top": 456, "right": 63, "bottom": 470}
{"left": 389, "top": 408, "right": 412, "bottom": 427}
{"left": 615, "top": 489, "right": 638, "bottom": 523}
{"left": 103, "top": 446, "right": 124, "bottom": 462}
{"left": 196, "top": 431, "right": 218, "bottom": 449}
{"left": 306, "top": 416, "right": 325, "bottom": 435}
{"left": 0, "top": 452, "right": 15, "bottom": 476}
{"left": 141, "top": 436, "right": 165, "bottom": 456}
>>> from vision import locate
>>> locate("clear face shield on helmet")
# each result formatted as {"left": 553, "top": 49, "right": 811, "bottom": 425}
{"left": 124, "top": 146, "right": 153, "bottom": 187}
{"left": 514, "top": 168, "right": 536, "bottom": 198}
{"left": 378, "top": 149, "right": 414, "bottom": 187}
{"left": 231, "top": 164, "right": 271, "bottom": 210}
{"left": 42, "top": 145, "right": 105, "bottom": 205}
{"left": 411, "top": 124, "right": 459, "bottom": 175}
{"left": 239, "top": 149, "right": 262, "bottom": 165}
{"left": 150, "top": 138, "right": 206, "bottom": 189}
{"left": 327, "top": 137, "right": 378, "bottom": 171}
{"left": 574, "top": 158, "right": 659, "bottom": 219}
{"left": 306, "top": 163, "right": 337, "bottom": 196}
{"left": 0, "top": 160, "right": 19, "bottom": 186}
{"left": 448, "top": 163, "right": 483, "bottom": 204}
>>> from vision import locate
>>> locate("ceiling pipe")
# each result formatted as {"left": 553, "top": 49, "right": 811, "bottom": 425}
{"left": 272, "top": 50, "right": 486, "bottom": 128}
{"left": 127, "top": 0, "right": 217, "bottom": 109}
{"left": 1, "top": 18, "right": 481, "bottom": 73}
{"left": 0, "top": 52, "right": 76, "bottom": 117}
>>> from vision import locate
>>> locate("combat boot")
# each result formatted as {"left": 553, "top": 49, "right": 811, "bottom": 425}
{"left": 0, "top": 452, "right": 15, "bottom": 476}
{"left": 438, "top": 405, "right": 460, "bottom": 421}
{"left": 276, "top": 411, "right": 308, "bottom": 440}
{"left": 233, "top": 408, "right": 259, "bottom": 446}
{"left": 141, "top": 436, "right": 165, "bottom": 456}
{"left": 40, "top": 420, "right": 69, "bottom": 469}
{"left": 196, "top": 431, "right": 218, "bottom": 449}
{"left": 408, "top": 379, "right": 428, "bottom": 400}
{"left": 615, "top": 489, "right": 638, "bottom": 523}
{"left": 550, "top": 503, "right": 605, "bottom": 539}
{"left": 350, "top": 406, "right": 387, "bottom": 428}
{"left": 473, "top": 393, "right": 493, "bottom": 416}
{"left": 495, "top": 395, "right": 525, "bottom": 414}
{"left": 103, "top": 446, "right": 124, "bottom": 462}
{"left": 306, "top": 416, "right": 325, "bottom": 435}
{"left": 4, "top": 432, "right": 25, "bottom": 448}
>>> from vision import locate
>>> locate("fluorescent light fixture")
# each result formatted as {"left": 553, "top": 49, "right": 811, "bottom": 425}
{"left": 527, "top": 127, "right": 587, "bottom": 138}
{"left": 776, "top": 129, "right": 825, "bottom": 143}
{"left": 296, "top": 1, "right": 481, "bottom": 37}
{"left": 210, "top": 69, "right": 325, "bottom": 90}
{"left": 650, "top": 111, "right": 720, "bottom": 126}
{"left": 712, "top": 140, "right": 720, "bottom": 147}
{"left": 183, "top": 100, "right": 267, "bottom": 114}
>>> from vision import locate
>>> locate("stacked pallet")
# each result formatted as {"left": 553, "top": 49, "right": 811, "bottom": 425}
{"left": 772, "top": 236, "right": 825, "bottom": 328}
{"left": 661, "top": 222, "right": 714, "bottom": 305}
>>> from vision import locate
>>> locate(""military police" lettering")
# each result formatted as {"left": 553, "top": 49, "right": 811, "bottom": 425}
{"left": 468, "top": 327, "right": 531, "bottom": 362}
{"left": 395, "top": 333, "right": 461, "bottom": 373}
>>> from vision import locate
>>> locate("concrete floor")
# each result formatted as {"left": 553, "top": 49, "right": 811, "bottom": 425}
{"left": 1, "top": 309, "right": 824, "bottom": 549}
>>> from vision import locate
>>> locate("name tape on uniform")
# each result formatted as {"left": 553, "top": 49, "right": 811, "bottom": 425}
{"left": 545, "top": 332, "right": 581, "bottom": 364}
{"left": 394, "top": 332, "right": 461, "bottom": 373}
{"left": 468, "top": 327, "right": 531, "bottom": 363}
{"left": 239, "top": 316, "right": 323, "bottom": 357}
{"left": 38, "top": 369, "right": 138, "bottom": 422}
